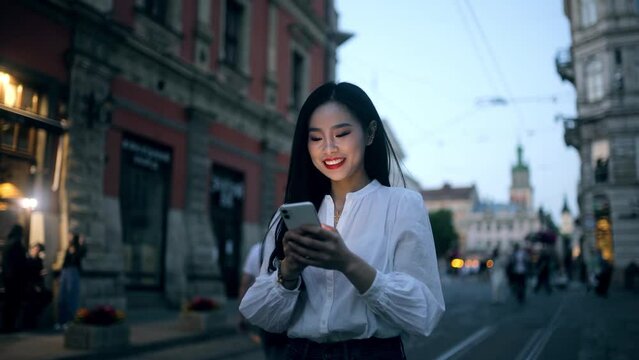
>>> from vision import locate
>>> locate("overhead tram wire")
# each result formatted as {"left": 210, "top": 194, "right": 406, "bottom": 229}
{"left": 340, "top": 62, "right": 435, "bottom": 140}
{"left": 344, "top": 54, "right": 472, "bottom": 104}
{"left": 454, "top": 0, "right": 503, "bottom": 100}
{"left": 461, "top": 0, "right": 528, "bottom": 140}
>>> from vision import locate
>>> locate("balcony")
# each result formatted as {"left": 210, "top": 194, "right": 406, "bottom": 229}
{"left": 556, "top": 48, "right": 575, "bottom": 84}
{"left": 561, "top": 116, "right": 580, "bottom": 149}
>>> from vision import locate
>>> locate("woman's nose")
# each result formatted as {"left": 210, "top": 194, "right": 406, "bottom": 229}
{"left": 324, "top": 138, "right": 337, "bottom": 152}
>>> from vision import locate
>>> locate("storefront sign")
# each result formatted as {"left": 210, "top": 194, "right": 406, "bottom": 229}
{"left": 122, "top": 138, "right": 171, "bottom": 171}
{"left": 211, "top": 176, "right": 244, "bottom": 209}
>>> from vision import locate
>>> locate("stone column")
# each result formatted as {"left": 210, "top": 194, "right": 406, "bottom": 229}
{"left": 64, "top": 52, "right": 125, "bottom": 310}
{"left": 182, "top": 108, "right": 225, "bottom": 302}
{"left": 259, "top": 139, "right": 279, "bottom": 228}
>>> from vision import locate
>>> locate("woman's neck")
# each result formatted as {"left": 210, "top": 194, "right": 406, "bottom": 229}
{"left": 330, "top": 173, "right": 371, "bottom": 210}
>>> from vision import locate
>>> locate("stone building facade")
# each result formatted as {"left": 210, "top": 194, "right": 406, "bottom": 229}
{"left": 465, "top": 146, "right": 540, "bottom": 255}
{"left": 0, "top": 0, "right": 349, "bottom": 312}
{"left": 421, "top": 183, "right": 479, "bottom": 253}
{"left": 558, "top": 0, "right": 639, "bottom": 276}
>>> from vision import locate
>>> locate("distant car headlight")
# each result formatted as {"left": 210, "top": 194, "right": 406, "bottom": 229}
{"left": 450, "top": 258, "right": 464, "bottom": 269}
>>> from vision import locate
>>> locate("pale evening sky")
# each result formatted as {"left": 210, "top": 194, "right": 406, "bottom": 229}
{"left": 335, "top": 0, "right": 579, "bottom": 222}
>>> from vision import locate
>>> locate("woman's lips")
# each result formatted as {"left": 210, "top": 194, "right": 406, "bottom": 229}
{"left": 324, "top": 158, "right": 345, "bottom": 170}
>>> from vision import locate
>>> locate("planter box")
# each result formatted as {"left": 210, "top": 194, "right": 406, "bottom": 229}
{"left": 178, "top": 311, "right": 222, "bottom": 332}
{"left": 64, "top": 323, "right": 130, "bottom": 350}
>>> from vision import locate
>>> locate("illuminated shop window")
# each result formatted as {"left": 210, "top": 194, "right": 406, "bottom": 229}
{"left": 0, "top": 71, "right": 48, "bottom": 116}
{"left": 0, "top": 71, "right": 47, "bottom": 156}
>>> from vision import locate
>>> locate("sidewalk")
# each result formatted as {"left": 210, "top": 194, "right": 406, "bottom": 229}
{"left": 0, "top": 300, "right": 262, "bottom": 360}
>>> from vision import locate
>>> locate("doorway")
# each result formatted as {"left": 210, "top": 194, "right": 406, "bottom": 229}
{"left": 210, "top": 164, "right": 244, "bottom": 298}
{"left": 120, "top": 135, "right": 171, "bottom": 290}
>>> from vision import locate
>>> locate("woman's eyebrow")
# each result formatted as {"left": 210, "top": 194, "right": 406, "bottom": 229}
{"left": 308, "top": 123, "right": 353, "bottom": 132}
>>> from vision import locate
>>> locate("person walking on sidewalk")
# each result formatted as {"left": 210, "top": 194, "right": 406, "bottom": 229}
{"left": 56, "top": 233, "right": 86, "bottom": 329}
{"left": 508, "top": 243, "right": 530, "bottom": 304}
{"left": 23, "top": 243, "right": 52, "bottom": 329}
{"left": 1, "top": 224, "right": 27, "bottom": 333}
{"left": 240, "top": 82, "right": 445, "bottom": 359}
{"left": 489, "top": 247, "right": 508, "bottom": 304}
{"left": 238, "top": 242, "right": 288, "bottom": 360}
{"left": 533, "top": 244, "right": 553, "bottom": 295}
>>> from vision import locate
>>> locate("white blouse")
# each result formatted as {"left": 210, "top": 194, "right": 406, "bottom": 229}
{"left": 239, "top": 180, "right": 445, "bottom": 343}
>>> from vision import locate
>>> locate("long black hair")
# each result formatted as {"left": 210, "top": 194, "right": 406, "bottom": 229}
{"left": 266, "top": 81, "right": 404, "bottom": 272}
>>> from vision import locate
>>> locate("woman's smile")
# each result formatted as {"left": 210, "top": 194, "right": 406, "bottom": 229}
{"left": 324, "top": 157, "right": 346, "bottom": 169}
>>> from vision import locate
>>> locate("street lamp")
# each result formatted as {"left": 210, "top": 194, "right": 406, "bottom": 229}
{"left": 19, "top": 197, "right": 38, "bottom": 210}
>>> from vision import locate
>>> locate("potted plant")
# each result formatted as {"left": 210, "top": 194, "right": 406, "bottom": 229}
{"left": 64, "top": 305, "right": 129, "bottom": 350}
{"left": 179, "top": 296, "right": 222, "bottom": 332}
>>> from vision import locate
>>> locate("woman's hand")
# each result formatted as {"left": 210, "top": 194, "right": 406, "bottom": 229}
{"left": 285, "top": 224, "right": 377, "bottom": 294}
{"left": 283, "top": 224, "right": 354, "bottom": 273}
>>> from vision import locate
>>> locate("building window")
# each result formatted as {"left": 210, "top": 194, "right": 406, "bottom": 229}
{"left": 636, "top": 137, "right": 639, "bottom": 180}
{"left": 290, "top": 50, "right": 305, "bottom": 111}
{"left": 143, "top": 0, "right": 168, "bottom": 24}
{"left": 592, "top": 139, "right": 610, "bottom": 183}
{"left": 0, "top": 71, "right": 48, "bottom": 116}
{"left": 581, "top": 0, "right": 597, "bottom": 27}
{"left": 0, "top": 120, "right": 35, "bottom": 155}
{"left": 224, "top": 0, "right": 243, "bottom": 68}
{"left": 585, "top": 57, "right": 604, "bottom": 102}
{"left": 613, "top": 48, "right": 624, "bottom": 92}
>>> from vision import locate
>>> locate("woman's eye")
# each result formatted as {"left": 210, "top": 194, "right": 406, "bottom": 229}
{"left": 336, "top": 131, "right": 350, "bottom": 138}
{"left": 309, "top": 136, "right": 322, "bottom": 142}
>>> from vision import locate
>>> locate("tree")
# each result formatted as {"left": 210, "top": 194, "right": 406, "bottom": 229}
{"left": 429, "top": 209, "right": 458, "bottom": 258}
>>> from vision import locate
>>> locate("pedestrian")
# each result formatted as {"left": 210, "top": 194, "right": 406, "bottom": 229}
{"left": 594, "top": 250, "right": 613, "bottom": 298}
{"left": 239, "top": 82, "right": 445, "bottom": 359}
{"left": 238, "top": 242, "right": 288, "bottom": 360}
{"left": 489, "top": 247, "right": 507, "bottom": 304}
{"left": 533, "top": 245, "right": 553, "bottom": 295}
{"left": 508, "top": 243, "right": 530, "bottom": 304}
{"left": 56, "top": 232, "right": 87, "bottom": 329}
{"left": 23, "top": 243, "right": 52, "bottom": 329}
{"left": 1, "top": 224, "right": 27, "bottom": 333}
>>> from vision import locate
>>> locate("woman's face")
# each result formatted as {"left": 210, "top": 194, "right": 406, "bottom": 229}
{"left": 307, "top": 102, "right": 370, "bottom": 186}
{"left": 29, "top": 245, "right": 39, "bottom": 258}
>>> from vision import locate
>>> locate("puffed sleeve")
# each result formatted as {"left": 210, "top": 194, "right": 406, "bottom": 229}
{"left": 360, "top": 191, "right": 445, "bottom": 336}
{"left": 238, "top": 217, "right": 302, "bottom": 333}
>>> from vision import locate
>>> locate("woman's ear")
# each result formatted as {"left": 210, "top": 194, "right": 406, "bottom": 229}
{"left": 366, "top": 121, "right": 378, "bottom": 146}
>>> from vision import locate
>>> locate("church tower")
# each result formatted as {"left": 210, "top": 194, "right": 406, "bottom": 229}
{"left": 510, "top": 144, "right": 533, "bottom": 210}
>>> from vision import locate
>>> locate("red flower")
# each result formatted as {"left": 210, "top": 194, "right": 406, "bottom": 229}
{"left": 75, "top": 305, "right": 126, "bottom": 326}
{"left": 186, "top": 297, "right": 220, "bottom": 312}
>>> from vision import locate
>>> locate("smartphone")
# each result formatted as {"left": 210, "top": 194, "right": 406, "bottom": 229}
{"left": 279, "top": 201, "right": 321, "bottom": 230}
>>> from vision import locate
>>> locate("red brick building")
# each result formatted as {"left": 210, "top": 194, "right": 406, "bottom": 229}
{"left": 0, "top": 0, "right": 349, "bottom": 312}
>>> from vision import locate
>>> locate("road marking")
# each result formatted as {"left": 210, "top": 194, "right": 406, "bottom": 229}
{"left": 515, "top": 330, "right": 544, "bottom": 360}
{"left": 434, "top": 325, "right": 496, "bottom": 360}
{"left": 516, "top": 299, "right": 566, "bottom": 360}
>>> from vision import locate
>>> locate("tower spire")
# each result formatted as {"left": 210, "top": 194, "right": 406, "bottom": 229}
{"left": 562, "top": 194, "right": 570, "bottom": 214}
{"left": 517, "top": 144, "right": 523, "bottom": 167}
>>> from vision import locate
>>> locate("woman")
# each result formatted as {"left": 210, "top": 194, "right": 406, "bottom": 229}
{"left": 56, "top": 233, "right": 86, "bottom": 328}
{"left": 24, "top": 243, "right": 52, "bottom": 329}
{"left": 240, "top": 82, "right": 445, "bottom": 359}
